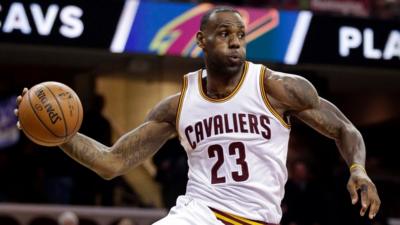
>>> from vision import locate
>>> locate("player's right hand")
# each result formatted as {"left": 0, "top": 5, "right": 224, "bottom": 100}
{"left": 14, "top": 87, "right": 29, "bottom": 130}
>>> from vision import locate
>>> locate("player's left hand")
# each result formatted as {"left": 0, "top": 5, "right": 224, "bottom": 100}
{"left": 347, "top": 166, "right": 381, "bottom": 219}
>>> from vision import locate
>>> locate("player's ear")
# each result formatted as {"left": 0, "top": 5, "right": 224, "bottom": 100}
{"left": 196, "top": 31, "right": 205, "bottom": 49}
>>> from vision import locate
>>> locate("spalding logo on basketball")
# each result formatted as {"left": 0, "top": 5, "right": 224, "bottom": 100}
{"left": 18, "top": 81, "right": 83, "bottom": 146}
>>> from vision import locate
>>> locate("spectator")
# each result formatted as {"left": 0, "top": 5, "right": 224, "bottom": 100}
{"left": 73, "top": 93, "right": 118, "bottom": 205}
{"left": 282, "top": 160, "right": 324, "bottom": 225}
{"left": 371, "top": 0, "right": 400, "bottom": 20}
{"left": 116, "top": 218, "right": 136, "bottom": 225}
{"left": 58, "top": 211, "right": 79, "bottom": 225}
{"left": 310, "top": 0, "right": 370, "bottom": 17}
{"left": 40, "top": 147, "right": 75, "bottom": 204}
{"left": 0, "top": 215, "right": 20, "bottom": 225}
{"left": 153, "top": 138, "right": 188, "bottom": 209}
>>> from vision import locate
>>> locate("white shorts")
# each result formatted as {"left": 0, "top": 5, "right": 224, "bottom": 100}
{"left": 153, "top": 195, "right": 224, "bottom": 225}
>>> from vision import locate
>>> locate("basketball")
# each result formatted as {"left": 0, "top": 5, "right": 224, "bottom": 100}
{"left": 18, "top": 81, "right": 83, "bottom": 146}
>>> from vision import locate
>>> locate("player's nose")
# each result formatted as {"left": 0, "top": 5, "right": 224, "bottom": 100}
{"left": 228, "top": 34, "right": 240, "bottom": 49}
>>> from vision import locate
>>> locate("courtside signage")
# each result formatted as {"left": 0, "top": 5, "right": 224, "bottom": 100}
{"left": 112, "top": 1, "right": 302, "bottom": 64}
{"left": 0, "top": 0, "right": 396, "bottom": 68}
{"left": 0, "top": 2, "right": 83, "bottom": 38}
{"left": 0, "top": 1, "right": 124, "bottom": 48}
{"left": 299, "top": 16, "right": 400, "bottom": 68}
{"left": 339, "top": 27, "right": 399, "bottom": 61}
{"left": 113, "top": 0, "right": 398, "bottom": 68}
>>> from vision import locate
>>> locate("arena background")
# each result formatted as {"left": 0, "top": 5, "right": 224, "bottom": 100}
{"left": 0, "top": 0, "right": 399, "bottom": 225}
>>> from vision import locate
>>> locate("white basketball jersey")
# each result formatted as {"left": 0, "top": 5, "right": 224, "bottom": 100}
{"left": 176, "top": 61, "right": 291, "bottom": 224}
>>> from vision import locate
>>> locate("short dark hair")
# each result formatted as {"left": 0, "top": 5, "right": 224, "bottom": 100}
{"left": 200, "top": 6, "right": 241, "bottom": 31}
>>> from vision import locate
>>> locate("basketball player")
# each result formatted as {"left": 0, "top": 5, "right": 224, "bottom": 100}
{"left": 16, "top": 7, "right": 380, "bottom": 225}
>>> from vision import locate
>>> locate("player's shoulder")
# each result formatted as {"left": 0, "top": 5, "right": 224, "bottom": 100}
{"left": 260, "top": 64, "right": 307, "bottom": 95}
{"left": 146, "top": 93, "right": 181, "bottom": 126}
{"left": 262, "top": 67, "right": 319, "bottom": 111}
{"left": 264, "top": 67, "right": 305, "bottom": 83}
{"left": 146, "top": 68, "right": 199, "bottom": 125}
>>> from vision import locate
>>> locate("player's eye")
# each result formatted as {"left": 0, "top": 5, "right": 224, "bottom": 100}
{"left": 238, "top": 32, "right": 245, "bottom": 39}
{"left": 219, "top": 31, "right": 228, "bottom": 38}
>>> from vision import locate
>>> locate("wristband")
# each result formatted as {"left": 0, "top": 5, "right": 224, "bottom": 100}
{"left": 349, "top": 163, "right": 366, "bottom": 174}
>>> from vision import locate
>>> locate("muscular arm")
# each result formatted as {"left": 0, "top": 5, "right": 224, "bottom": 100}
{"left": 60, "top": 94, "right": 180, "bottom": 180}
{"left": 294, "top": 98, "right": 365, "bottom": 166}
{"left": 264, "top": 68, "right": 364, "bottom": 166}
{"left": 265, "top": 68, "right": 380, "bottom": 218}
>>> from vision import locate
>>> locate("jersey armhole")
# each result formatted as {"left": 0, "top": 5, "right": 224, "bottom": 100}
{"left": 176, "top": 74, "right": 189, "bottom": 131}
{"left": 259, "top": 66, "right": 291, "bottom": 129}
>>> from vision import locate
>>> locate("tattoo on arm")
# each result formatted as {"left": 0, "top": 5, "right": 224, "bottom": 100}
{"left": 110, "top": 121, "right": 175, "bottom": 173}
{"left": 266, "top": 68, "right": 366, "bottom": 167}
{"left": 59, "top": 94, "right": 179, "bottom": 179}
{"left": 60, "top": 134, "right": 113, "bottom": 176}
{"left": 283, "top": 78, "right": 318, "bottom": 110}
{"left": 265, "top": 69, "right": 319, "bottom": 111}
{"left": 294, "top": 98, "right": 365, "bottom": 166}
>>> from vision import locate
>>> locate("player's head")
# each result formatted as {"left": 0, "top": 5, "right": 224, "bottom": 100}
{"left": 58, "top": 211, "right": 79, "bottom": 225}
{"left": 196, "top": 6, "right": 246, "bottom": 75}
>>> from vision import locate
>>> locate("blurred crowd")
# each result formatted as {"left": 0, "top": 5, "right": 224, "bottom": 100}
{"left": 0, "top": 94, "right": 145, "bottom": 208}
{"left": 0, "top": 211, "right": 138, "bottom": 225}
{"left": 0, "top": 89, "right": 399, "bottom": 225}
{"left": 155, "top": 0, "right": 400, "bottom": 21}
{"left": 0, "top": 82, "right": 399, "bottom": 225}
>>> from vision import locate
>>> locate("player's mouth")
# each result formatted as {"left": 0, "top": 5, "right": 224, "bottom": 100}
{"left": 227, "top": 53, "right": 242, "bottom": 64}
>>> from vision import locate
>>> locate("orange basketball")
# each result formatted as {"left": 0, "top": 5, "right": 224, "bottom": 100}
{"left": 18, "top": 81, "right": 83, "bottom": 146}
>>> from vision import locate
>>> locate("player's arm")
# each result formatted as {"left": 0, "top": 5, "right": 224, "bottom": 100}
{"left": 58, "top": 94, "right": 180, "bottom": 180}
{"left": 15, "top": 87, "right": 180, "bottom": 180}
{"left": 264, "top": 68, "right": 380, "bottom": 219}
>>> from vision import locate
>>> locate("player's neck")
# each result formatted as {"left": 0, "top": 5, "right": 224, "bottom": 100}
{"left": 203, "top": 63, "right": 245, "bottom": 99}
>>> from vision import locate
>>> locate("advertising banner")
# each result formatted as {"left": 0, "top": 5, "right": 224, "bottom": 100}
{"left": 0, "top": 0, "right": 397, "bottom": 68}
{"left": 0, "top": 0, "right": 124, "bottom": 48}
{"left": 112, "top": 0, "right": 398, "bottom": 68}
{"left": 299, "top": 15, "right": 400, "bottom": 68}
{"left": 111, "top": 1, "right": 310, "bottom": 64}
{"left": 0, "top": 96, "right": 19, "bottom": 149}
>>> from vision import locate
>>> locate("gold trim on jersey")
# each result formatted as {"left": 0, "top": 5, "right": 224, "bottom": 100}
{"left": 176, "top": 75, "right": 189, "bottom": 131}
{"left": 210, "top": 207, "right": 274, "bottom": 225}
{"left": 198, "top": 61, "right": 249, "bottom": 103}
{"left": 259, "top": 66, "right": 291, "bottom": 129}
